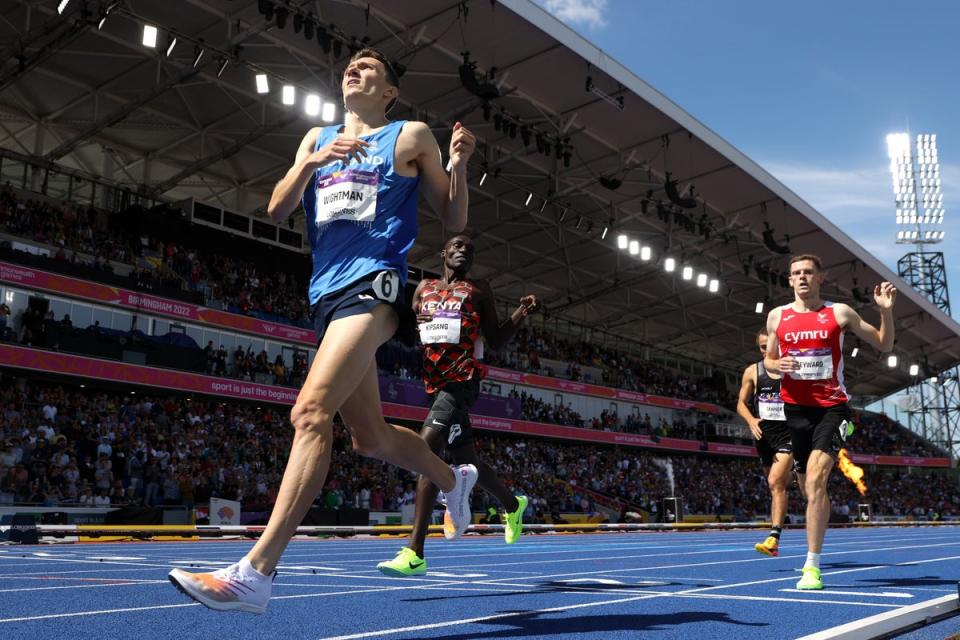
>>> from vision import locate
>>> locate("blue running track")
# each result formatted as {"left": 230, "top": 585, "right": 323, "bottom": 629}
{"left": 0, "top": 527, "right": 957, "bottom": 639}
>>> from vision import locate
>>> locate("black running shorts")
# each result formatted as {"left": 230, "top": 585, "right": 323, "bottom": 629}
{"left": 422, "top": 376, "right": 481, "bottom": 450}
{"left": 755, "top": 420, "right": 793, "bottom": 468}
{"left": 784, "top": 402, "right": 851, "bottom": 475}
{"left": 309, "top": 270, "right": 417, "bottom": 345}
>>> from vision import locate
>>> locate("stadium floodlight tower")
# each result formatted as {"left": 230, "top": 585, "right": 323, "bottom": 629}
{"left": 886, "top": 132, "right": 959, "bottom": 458}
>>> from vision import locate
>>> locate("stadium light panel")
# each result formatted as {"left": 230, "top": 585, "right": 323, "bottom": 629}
{"left": 282, "top": 85, "right": 295, "bottom": 105}
{"left": 696, "top": 273, "right": 708, "bottom": 287}
{"left": 322, "top": 102, "right": 336, "bottom": 122}
{"left": 305, "top": 94, "right": 320, "bottom": 117}
{"left": 628, "top": 240, "right": 639, "bottom": 255}
{"left": 142, "top": 24, "right": 158, "bottom": 48}
{"left": 909, "top": 364, "right": 919, "bottom": 376}
{"left": 682, "top": 266, "right": 693, "bottom": 280}
{"left": 640, "top": 246, "right": 651, "bottom": 261}
{"left": 255, "top": 74, "right": 269, "bottom": 94}
{"left": 617, "top": 234, "right": 628, "bottom": 250}
{"left": 887, "top": 355, "right": 898, "bottom": 368}
{"left": 708, "top": 278, "right": 719, "bottom": 293}
{"left": 664, "top": 257, "right": 676, "bottom": 273}
{"left": 755, "top": 301, "right": 764, "bottom": 314}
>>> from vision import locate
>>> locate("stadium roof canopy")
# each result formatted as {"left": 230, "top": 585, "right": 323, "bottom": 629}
{"left": 1, "top": 0, "right": 958, "bottom": 398}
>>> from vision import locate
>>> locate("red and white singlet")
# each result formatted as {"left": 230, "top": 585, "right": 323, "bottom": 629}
{"left": 776, "top": 302, "right": 848, "bottom": 407}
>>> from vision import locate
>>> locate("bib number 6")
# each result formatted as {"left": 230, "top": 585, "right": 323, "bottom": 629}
{"left": 372, "top": 270, "right": 399, "bottom": 303}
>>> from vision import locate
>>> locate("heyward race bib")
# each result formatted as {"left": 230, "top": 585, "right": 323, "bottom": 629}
{"left": 419, "top": 310, "right": 461, "bottom": 345}
{"left": 314, "top": 169, "right": 379, "bottom": 227}
{"left": 787, "top": 347, "right": 834, "bottom": 381}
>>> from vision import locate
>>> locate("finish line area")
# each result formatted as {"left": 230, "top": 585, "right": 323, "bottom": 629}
{"left": 0, "top": 526, "right": 957, "bottom": 640}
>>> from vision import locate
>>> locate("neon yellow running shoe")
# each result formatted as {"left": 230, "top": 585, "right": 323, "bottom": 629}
{"left": 504, "top": 495, "right": 528, "bottom": 544}
{"left": 376, "top": 547, "right": 426, "bottom": 578}
{"left": 796, "top": 566, "right": 823, "bottom": 590}
{"left": 754, "top": 536, "right": 779, "bottom": 557}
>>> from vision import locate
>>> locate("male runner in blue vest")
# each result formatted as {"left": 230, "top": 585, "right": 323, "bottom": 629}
{"left": 169, "top": 48, "right": 478, "bottom": 613}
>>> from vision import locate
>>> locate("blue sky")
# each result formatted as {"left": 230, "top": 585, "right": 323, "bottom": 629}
{"left": 534, "top": 0, "right": 959, "bottom": 315}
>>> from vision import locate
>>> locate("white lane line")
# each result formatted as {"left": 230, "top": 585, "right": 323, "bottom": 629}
{"left": 0, "top": 603, "right": 200, "bottom": 623}
{"left": 0, "top": 580, "right": 169, "bottom": 593}
{"left": 779, "top": 589, "right": 914, "bottom": 598}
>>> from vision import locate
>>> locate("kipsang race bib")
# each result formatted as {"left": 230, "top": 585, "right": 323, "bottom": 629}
{"left": 314, "top": 169, "right": 379, "bottom": 228}
{"left": 787, "top": 347, "right": 833, "bottom": 381}
{"left": 419, "top": 310, "right": 461, "bottom": 345}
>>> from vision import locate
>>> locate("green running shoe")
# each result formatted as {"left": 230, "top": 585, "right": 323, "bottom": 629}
{"left": 376, "top": 547, "right": 426, "bottom": 577}
{"left": 504, "top": 495, "right": 528, "bottom": 544}
{"left": 796, "top": 566, "right": 823, "bottom": 590}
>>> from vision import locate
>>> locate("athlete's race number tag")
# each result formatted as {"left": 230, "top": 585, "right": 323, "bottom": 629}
{"left": 787, "top": 347, "right": 833, "bottom": 380}
{"left": 314, "top": 169, "right": 379, "bottom": 228}
{"left": 758, "top": 395, "right": 786, "bottom": 421}
{"left": 418, "top": 310, "right": 461, "bottom": 344}
{"left": 371, "top": 271, "right": 399, "bottom": 303}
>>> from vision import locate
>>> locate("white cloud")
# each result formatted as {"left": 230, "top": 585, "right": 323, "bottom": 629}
{"left": 760, "top": 159, "right": 960, "bottom": 284}
{"left": 538, "top": 0, "right": 609, "bottom": 30}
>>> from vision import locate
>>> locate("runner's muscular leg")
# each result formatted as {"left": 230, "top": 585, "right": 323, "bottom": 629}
{"left": 804, "top": 450, "right": 834, "bottom": 553}
{"left": 338, "top": 360, "right": 456, "bottom": 493}
{"left": 246, "top": 305, "right": 406, "bottom": 574}
{"left": 768, "top": 453, "right": 793, "bottom": 528}
{"left": 407, "top": 427, "right": 445, "bottom": 557}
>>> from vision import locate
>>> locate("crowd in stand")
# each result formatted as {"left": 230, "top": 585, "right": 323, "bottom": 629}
{"left": 2, "top": 380, "right": 958, "bottom": 522}
{"left": 0, "top": 184, "right": 310, "bottom": 326}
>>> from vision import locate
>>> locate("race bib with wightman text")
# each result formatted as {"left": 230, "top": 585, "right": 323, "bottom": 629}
{"left": 314, "top": 169, "right": 379, "bottom": 227}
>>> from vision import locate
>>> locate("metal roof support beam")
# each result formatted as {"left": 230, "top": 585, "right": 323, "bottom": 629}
{"left": 44, "top": 65, "right": 202, "bottom": 161}
{"left": 149, "top": 115, "right": 298, "bottom": 196}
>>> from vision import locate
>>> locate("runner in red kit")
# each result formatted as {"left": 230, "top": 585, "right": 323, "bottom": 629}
{"left": 764, "top": 254, "right": 896, "bottom": 590}
{"left": 376, "top": 235, "right": 539, "bottom": 576}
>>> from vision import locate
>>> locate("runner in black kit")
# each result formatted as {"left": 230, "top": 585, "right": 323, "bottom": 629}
{"left": 377, "top": 235, "right": 539, "bottom": 576}
{"left": 737, "top": 328, "right": 798, "bottom": 557}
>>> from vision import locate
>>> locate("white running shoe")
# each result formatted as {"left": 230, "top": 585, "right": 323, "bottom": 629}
{"left": 168, "top": 561, "right": 272, "bottom": 614}
{"left": 441, "top": 463, "right": 478, "bottom": 540}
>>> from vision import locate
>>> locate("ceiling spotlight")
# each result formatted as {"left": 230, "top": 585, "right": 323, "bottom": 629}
{"left": 525, "top": 192, "right": 533, "bottom": 206}
{"left": 696, "top": 273, "right": 708, "bottom": 287}
{"left": 57, "top": 0, "right": 70, "bottom": 14}
{"left": 708, "top": 279, "right": 719, "bottom": 293}
{"left": 142, "top": 24, "right": 158, "bottom": 48}
{"left": 559, "top": 209, "right": 568, "bottom": 223}
{"left": 682, "top": 266, "right": 693, "bottom": 281}
{"left": 479, "top": 172, "right": 487, "bottom": 187}
{"left": 255, "top": 74, "right": 269, "bottom": 94}
{"left": 166, "top": 36, "right": 177, "bottom": 57}
{"left": 664, "top": 257, "right": 676, "bottom": 273}
{"left": 216, "top": 58, "right": 230, "bottom": 78}
{"left": 628, "top": 240, "right": 640, "bottom": 256}
{"left": 617, "top": 234, "right": 628, "bottom": 250}
{"left": 640, "top": 246, "right": 651, "bottom": 261}
{"left": 192, "top": 46, "right": 205, "bottom": 67}
{"left": 887, "top": 354, "right": 898, "bottom": 368}
{"left": 282, "top": 85, "right": 295, "bottom": 105}
{"left": 305, "top": 94, "right": 320, "bottom": 117}
{"left": 851, "top": 346, "right": 859, "bottom": 358}
{"left": 321, "top": 102, "right": 336, "bottom": 122}
{"left": 755, "top": 301, "right": 764, "bottom": 314}
{"left": 601, "top": 226, "right": 609, "bottom": 239}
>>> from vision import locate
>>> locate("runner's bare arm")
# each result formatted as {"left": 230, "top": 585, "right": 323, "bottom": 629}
{"left": 475, "top": 280, "right": 538, "bottom": 350}
{"left": 411, "top": 121, "right": 476, "bottom": 232}
{"left": 834, "top": 283, "right": 897, "bottom": 352}
{"left": 267, "top": 128, "right": 370, "bottom": 222}
{"left": 411, "top": 280, "right": 430, "bottom": 323}
{"left": 764, "top": 307, "right": 789, "bottom": 373}
{"left": 736, "top": 366, "right": 762, "bottom": 440}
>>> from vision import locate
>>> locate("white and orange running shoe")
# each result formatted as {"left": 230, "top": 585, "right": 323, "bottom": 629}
{"left": 441, "top": 463, "right": 478, "bottom": 540}
{"left": 168, "top": 560, "right": 273, "bottom": 614}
